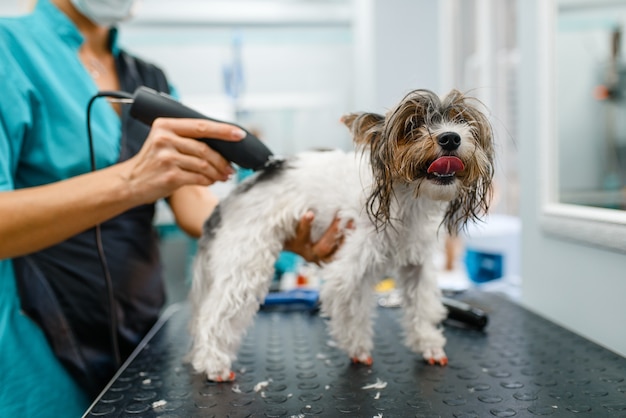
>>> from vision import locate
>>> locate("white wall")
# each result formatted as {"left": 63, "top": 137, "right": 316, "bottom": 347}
{"left": 519, "top": 0, "right": 626, "bottom": 356}
{"left": 120, "top": 1, "right": 355, "bottom": 156}
{"left": 120, "top": 24, "right": 354, "bottom": 155}
{"left": 353, "top": 0, "right": 440, "bottom": 113}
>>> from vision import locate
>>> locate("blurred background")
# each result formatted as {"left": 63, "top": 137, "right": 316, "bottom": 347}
{"left": 4, "top": 0, "right": 626, "bottom": 357}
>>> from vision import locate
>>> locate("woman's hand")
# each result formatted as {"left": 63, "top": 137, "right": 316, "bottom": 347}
{"left": 120, "top": 117, "right": 245, "bottom": 205}
{"left": 284, "top": 212, "right": 354, "bottom": 265}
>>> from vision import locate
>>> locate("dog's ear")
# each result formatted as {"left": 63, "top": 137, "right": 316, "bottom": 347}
{"left": 341, "top": 112, "right": 392, "bottom": 231}
{"left": 341, "top": 112, "right": 384, "bottom": 146}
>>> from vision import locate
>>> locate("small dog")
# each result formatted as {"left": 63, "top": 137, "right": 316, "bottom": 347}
{"left": 188, "top": 89, "right": 494, "bottom": 382}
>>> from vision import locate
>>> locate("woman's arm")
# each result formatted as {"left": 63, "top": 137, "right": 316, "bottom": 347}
{"left": 168, "top": 185, "right": 219, "bottom": 238}
{"left": 0, "top": 163, "right": 142, "bottom": 259}
{"left": 0, "top": 118, "right": 243, "bottom": 259}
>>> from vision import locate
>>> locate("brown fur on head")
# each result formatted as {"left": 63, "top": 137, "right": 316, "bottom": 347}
{"left": 342, "top": 89, "right": 495, "bottom": 234}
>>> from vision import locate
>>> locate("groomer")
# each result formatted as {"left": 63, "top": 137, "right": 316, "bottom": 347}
{"left": 0, "top": 0, "right": 344, "bottom": 415}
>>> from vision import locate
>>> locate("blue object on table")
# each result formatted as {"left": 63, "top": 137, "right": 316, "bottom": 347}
{"left": 262, "top": 289, "right": 319, "bottom": 308}
{"left": 464, "top": 249, "right": 503, "bottom": 283}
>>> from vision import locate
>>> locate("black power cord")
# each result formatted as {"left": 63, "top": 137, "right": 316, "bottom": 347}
{"left": 85, "top": 90, "right": 134, "bottom": 369}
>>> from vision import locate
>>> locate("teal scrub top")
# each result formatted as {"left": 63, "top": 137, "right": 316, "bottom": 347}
{"left": 0, "top": 1, "right": 126, "bottom": 415}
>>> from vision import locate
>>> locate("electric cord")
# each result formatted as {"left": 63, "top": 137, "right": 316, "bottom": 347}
{"left": 85, "top": 90, "right": 134, "bottom": 370}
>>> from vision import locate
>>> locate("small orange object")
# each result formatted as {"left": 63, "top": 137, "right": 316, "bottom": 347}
{"left": 426, "top": 357, "right": 448, "bottom": 366}
{"left": 215, "top": 371, "right": 236, "bottom": 382}
{"left": 351, "top": 356, "right": 373, "bottom": 366}
{"left": 296, "top": 274, "right": 308, "bottom": 286}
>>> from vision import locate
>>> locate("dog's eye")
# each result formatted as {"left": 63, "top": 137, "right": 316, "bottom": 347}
{"left": 449, "top": 110, "right": 467, "bottom": 125}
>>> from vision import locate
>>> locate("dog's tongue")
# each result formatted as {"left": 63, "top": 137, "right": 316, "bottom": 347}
{"left": 427, "top": 156, "right": 464, "bottom": 175}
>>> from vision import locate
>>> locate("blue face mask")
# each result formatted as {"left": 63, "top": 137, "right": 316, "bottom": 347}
{"left": 70, "top": 0, "right": 139, "bottom": 27}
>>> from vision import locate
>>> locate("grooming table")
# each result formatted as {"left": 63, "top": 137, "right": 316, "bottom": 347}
{"left": 84, "top": 291, "right": 626, "bottom": 417}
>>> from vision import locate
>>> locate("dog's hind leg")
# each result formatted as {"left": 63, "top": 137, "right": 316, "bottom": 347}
{"left": 187, "top": 229, "right": 283, "bottom": 382}
{"left": 396, "top": 263, "right": 448, "bottom": 366}
{"left": 319, "top": 262, "right": 378, "bottom": 366}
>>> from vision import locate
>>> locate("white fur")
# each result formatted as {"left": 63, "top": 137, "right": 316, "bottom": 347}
{"left": 187, "top": 148, "right": 454, "bottom": 381}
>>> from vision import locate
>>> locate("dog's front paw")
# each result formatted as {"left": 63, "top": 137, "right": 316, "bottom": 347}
{"left": 207, "top": 370, "right": 236, "bottom": 382}
{"left": 350, "top": 354, "right": 373, "bottom": 366}
{"left": 422, "top": 347, "right": 448, "bottom": 366}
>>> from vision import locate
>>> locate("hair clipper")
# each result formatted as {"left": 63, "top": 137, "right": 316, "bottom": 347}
{"left": 129, "top": 86, "right": 273, "bottom": 170}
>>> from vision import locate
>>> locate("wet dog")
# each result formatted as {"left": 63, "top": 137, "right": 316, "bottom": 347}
{"left": 188, "top": 89, "right": 494, "bottom": 381}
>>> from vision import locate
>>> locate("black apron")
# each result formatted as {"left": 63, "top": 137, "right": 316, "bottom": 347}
{"left": 13, "top": 51, "right": 172, "bottom": 398}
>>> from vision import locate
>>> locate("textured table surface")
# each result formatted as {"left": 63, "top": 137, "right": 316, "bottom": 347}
{"left": 84, "top": 291, "right": 626, "bottom": 417}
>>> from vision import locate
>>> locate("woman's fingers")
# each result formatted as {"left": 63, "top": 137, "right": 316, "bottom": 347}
{"left": 124, "top": 118, "right": 247, "bottom": 203}
{"left": 168, "top": 151, "right": 231, "bottom": 183}
{"left": 290, "top": 214, "right": 355, "bottom": 265}
{"left": 150, "top": 118, "right": 243, "bottom": 180}
{"left": 312, "top": 218, "right": 355, "bottom": 263}
{"left": 153, "top": 117, "right": 246, "bottom": 143}
{"left": 312, "top": 217, "right": 342, "bottom": 261}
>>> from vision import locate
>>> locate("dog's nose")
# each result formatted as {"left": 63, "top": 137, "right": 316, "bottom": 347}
{"left": 437, "top": 132, "right": 461, "bottom": 151}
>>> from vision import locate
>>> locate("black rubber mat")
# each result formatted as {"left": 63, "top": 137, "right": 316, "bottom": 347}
{"left": 84, "top": 291, "right": 626, "bottom": 417}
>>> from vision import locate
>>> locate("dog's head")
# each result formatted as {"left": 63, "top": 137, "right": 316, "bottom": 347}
{"left": 342, "top": 89, "right": 495, "bottom": 233}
